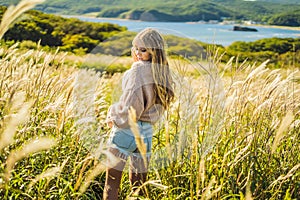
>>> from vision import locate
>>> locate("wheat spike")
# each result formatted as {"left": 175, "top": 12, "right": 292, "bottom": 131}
{"left": 128, "top": 107, "right": 148, "bottom": 167}
{"left": 28, "top": 158, "right": 69, "bottom": 190}
{"left": 245, "top": 182, "right": 253, "bottom": 200}
{"left": 0, "top": 0, "right": 45, "bottom": 40}
{"left": 78, "top": 161, "right": 105, "bottom": 194}
{"left": 271, "top": 111, "right": 294, "bottom": 153}
{"left": 0, "top": 93, "right": 33, "bottom": 151}
{"left": 4, "top": 137, "right": 56, "bottom": 181}
{"left": 269, "top": 163, "right": 300, "bottom": 189}
{"left": 129, "top": 180, "right": 168, "bottom": 198}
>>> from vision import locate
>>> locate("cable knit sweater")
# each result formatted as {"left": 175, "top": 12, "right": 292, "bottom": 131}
{"left": 107, "top": 61, "right": 164, "bottom": 129}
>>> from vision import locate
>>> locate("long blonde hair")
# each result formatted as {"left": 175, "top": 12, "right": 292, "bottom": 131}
{"left": 132, "top": 28, "right": 174, "bottom": 109}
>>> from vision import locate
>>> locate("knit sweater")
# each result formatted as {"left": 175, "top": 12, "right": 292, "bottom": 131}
{"left": 107, "top": 61, "right": 164, "bottom": 128}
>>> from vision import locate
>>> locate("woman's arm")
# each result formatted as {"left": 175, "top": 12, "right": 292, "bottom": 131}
{"left": 106, "top": 64, "right": 144, "bottom": 128}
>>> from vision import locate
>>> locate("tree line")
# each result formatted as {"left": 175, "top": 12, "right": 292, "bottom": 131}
{"left": 223, "top": 38, "right": 300, "bottom": 68}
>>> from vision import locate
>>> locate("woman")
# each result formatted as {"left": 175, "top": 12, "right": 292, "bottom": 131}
{"left": 104, "top": 28, "right": 174, "bottom": 199}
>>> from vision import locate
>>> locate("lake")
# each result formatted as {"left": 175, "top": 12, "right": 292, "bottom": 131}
{"left": 68, "top": 16, "right": 300, "bottom": 46}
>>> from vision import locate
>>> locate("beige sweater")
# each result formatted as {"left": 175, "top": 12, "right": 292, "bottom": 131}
{"left": 107, "top": 61, "right": 164, "bottom": 128}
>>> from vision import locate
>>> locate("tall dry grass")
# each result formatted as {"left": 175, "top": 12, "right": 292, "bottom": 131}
{"left": 0, "top": 1, "right": 299, "bottom": 198}
{"left": 0, "top": 43, "right": 299, "bottom": 199}
{"left": 0, "top": 3, "right": 112, "bottom": 194}
{"left": 0, "top": 42, "right": 114, "bottom": 198}
{"left": 0, "top": 0, "right": 45, "bottom": 39}
{"left": 143, "top": 51, "right": 300, "bottom": 199}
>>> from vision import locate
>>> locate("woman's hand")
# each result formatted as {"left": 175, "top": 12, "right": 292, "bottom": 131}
{"left": 107, "top": 121, "right": 113, "bottom": 128}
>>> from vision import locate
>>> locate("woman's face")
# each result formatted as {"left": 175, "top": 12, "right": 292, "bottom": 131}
{"left": 133, "top": 46, "right": 151, "bottom": 61}
{"left": 132, "top": 40, "right": 151, "bottom": 61}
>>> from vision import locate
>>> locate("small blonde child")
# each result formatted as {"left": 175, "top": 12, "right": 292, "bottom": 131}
{"left": 104, "top": 28, "right": 174, "bottom": 199}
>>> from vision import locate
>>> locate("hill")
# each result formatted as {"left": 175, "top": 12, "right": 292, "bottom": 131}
{"left": 0, "top": 6, "right": 126, "bottom": 54}
{"left": 0, "top": 0, "right": 300, "bottom": 26}
{"left": 0, "top": 4, "right": 298, "bottom": 69}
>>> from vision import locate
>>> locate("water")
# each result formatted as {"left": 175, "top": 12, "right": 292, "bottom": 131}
{"left": 68, "top": 16, "right": 300, "bottom": 46}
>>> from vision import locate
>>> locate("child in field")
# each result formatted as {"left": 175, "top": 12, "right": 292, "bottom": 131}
{"left": 104, "top": 28, "right": 174, "bottom": 199}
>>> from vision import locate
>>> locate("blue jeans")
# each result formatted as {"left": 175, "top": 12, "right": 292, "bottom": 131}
{"left": 108, "top": 121, "right": 153, "bottom": 159}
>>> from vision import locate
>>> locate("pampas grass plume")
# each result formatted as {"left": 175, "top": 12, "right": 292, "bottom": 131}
{"left": 0, "top": 93, "right": 33, "bottom": 151}
{"left": 28, "top": 158, "right": 69, "bottom": 189}
{"left": 5, "top": 137, "right": 56, "bottom": 181}
{"left": 128, "top": 107, "right": 147, "bottom": 167}
{"left": 0, "top": 0, "right": 45, "bottom": 39}
{"left": 271, "top": 111, "right": 294, "bottom": 153}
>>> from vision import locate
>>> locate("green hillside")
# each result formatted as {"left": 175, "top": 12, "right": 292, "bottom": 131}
{"left": 1, "top": 0, "right": 300, "bottom": 26}
{"left": 1, "top": 4, "right": 298, "bottom": 69}
{"left": 0, "top": 6, "right": 126, "bottom": 54}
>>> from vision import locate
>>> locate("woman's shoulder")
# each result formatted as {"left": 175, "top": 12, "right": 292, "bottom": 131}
{"left": 123, "top": 61, "right": 144, "bottom": 76}
{"left": 132, "top": 61, "right": 151, "bottom": 69}
{"left": 123, "top": 61, "right": 153, "bottom": 89}
{"left": 127, "top": 61, "right": 152, "bottom": 76}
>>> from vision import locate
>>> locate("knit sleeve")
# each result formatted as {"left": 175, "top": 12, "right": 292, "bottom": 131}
{"left": 107, "top": 63, "right": 145, "bottom": 128}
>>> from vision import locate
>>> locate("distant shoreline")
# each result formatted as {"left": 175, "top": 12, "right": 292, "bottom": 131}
{"left": 64, "top": 14, "right": 300, "bottom": 32}
{"left": 62, "top": 15, "right": 142, "bottom": 22}
{"left": 246, "top": 23, "right": 300, "bottom": 31}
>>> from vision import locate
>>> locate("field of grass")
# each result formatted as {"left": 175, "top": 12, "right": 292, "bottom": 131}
{"left": 0, "top": 1, "right": 299, "bottom": 199}
{"left": 0, "top": 39, "right": 299, "bottom": 199}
